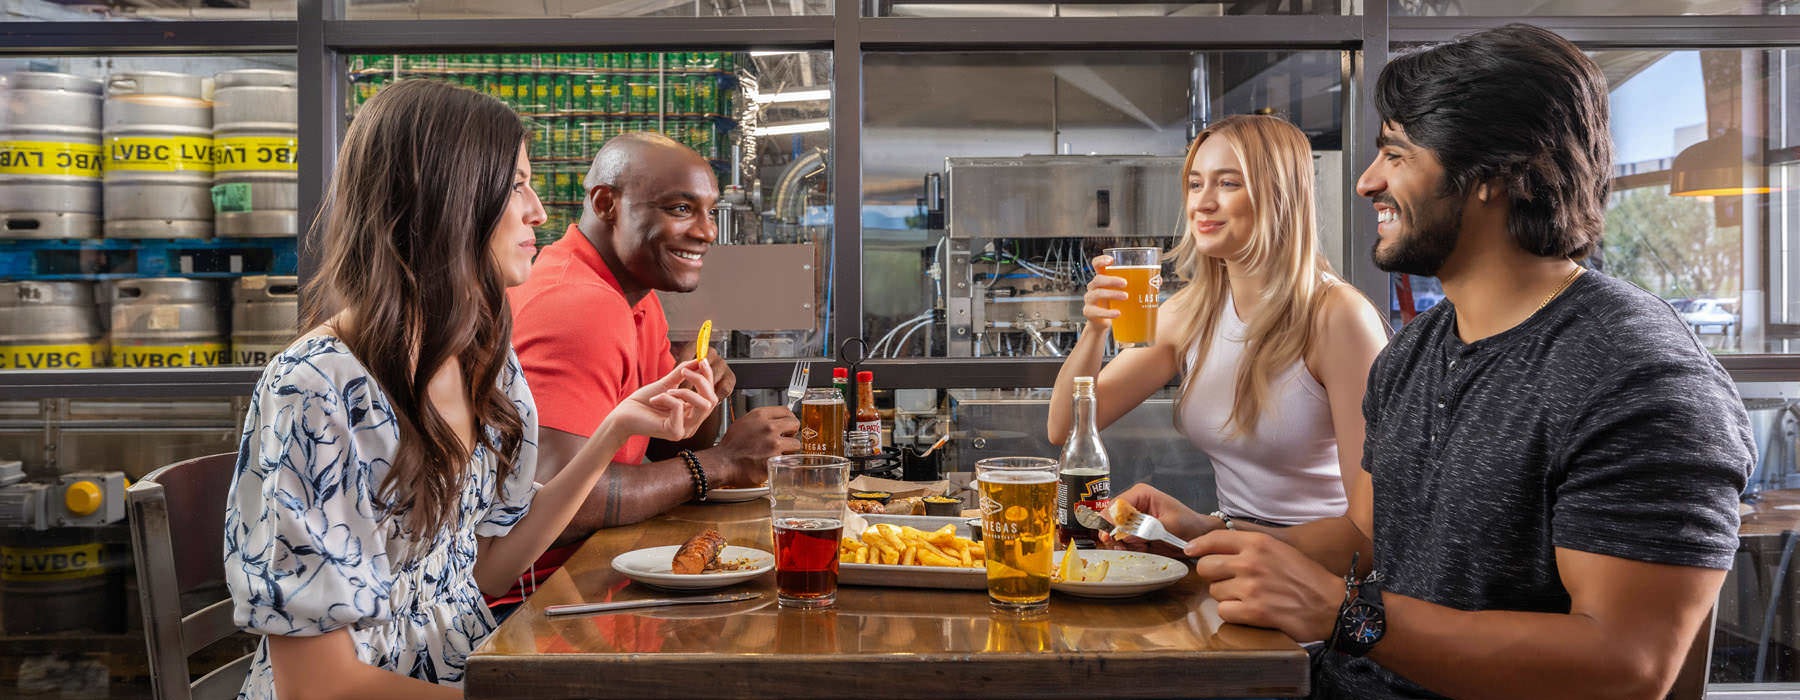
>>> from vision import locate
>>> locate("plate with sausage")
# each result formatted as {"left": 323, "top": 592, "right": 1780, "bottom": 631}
{"left": 611, "top": 528, "right": 774, "bottom": 591}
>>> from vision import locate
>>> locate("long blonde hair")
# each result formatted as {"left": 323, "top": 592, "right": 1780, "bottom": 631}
{"left": 1163, "top": 114, "right": 1340, "bottom": 437}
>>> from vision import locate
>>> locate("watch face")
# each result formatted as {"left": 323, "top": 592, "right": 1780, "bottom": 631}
{"left": 1346, "top": 602, "right": 1384, "bottom": 644}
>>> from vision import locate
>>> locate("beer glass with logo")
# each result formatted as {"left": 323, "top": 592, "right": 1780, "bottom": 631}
{"left": 977, "top": 456, "right": 1058, "bottom": 612}
{"left": 798, "top": 387, "right": 846, "bottom": 456}
{"left": 769, "top": 454, "right": 849, "bottom": 608}
{"left": 1102, "top": 246, "right": 1163, "bottom": 347}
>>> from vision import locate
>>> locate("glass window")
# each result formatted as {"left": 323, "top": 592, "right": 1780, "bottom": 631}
{"left": 1, "top": 54, "right": 299, "bottom": 372}
{"left": 868, "top": 0, "right": 1357, "bottom": 18}
{"left": 345, "top": 0, "right": 830, "bottom": 19}
{"left": 0, "top": 0, "right": 296, "bottom": 20}
{"left": 1393, "top": 0, "right": 1798, "bottom": 15}
{"left": 861, "top": 50, "right": 1348, "bottom": 361}
{"left": 345, "top": 50, "right": 834, "bottom": 360}
{"left": 1389, "top": 47, "right": 1798, "bottom": 358}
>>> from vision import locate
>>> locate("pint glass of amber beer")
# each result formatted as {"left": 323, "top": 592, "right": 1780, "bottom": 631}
{"left": 799, "top": 387, "right": 846, "bottom": 456}
{"left": 977, "top": 456, "right": 1058, "bottom": 611}
{"left": 1102, "top": 246, "right": 1162, "bottom": 348}
{"left": 769, "top": 454, "right": 850, "bottom": 608}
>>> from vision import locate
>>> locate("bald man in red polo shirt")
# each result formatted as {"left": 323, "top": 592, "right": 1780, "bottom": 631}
{"left": 497, "top": 133, "right": 800, "bottom": 609}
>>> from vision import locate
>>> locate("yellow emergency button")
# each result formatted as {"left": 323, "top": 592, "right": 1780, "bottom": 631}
{"left": 64, "top": 481, "right": 103, "bottom": 516}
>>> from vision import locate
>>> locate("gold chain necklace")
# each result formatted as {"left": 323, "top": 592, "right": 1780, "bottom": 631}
{"left": 1537, "top": 264, "right": 1584, "bottom": 311}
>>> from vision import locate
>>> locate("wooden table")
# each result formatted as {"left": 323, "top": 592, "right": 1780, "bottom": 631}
{"left": 466, "top": 500, "right": 1309, "bottom": 699}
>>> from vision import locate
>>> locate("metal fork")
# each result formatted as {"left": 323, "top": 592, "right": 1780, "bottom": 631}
{"left": 785, "top": 361, "right": 811, "bottom": 412}
{"left": 1112, "top": 511, "right": 1190, "bottom": 551}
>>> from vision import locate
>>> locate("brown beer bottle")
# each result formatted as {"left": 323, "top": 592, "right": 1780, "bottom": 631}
{"left": 854, "top": 371, "right": 881, "bottom": 449}
{"left": 832, "top": 367, "right": 851, "bottom": 431}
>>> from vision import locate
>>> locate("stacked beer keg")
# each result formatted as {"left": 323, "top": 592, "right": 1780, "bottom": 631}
{"left": 0, "top": 68, "right": 300, "bottom": 368}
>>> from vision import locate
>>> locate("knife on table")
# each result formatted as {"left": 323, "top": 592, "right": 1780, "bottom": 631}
{"left": 544, "top": 591, "right": 761, "bottom": 617}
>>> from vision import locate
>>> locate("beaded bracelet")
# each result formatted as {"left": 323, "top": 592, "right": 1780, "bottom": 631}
{"left": 679, "top": 450, "right": 709, "bottom": 501}
{"left": 1208, "top": 510, "right": 1237, "bottom": 531}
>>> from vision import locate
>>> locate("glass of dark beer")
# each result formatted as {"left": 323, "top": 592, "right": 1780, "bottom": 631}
{"left": 768, "top": 454, "right": 850, "bottom": 608}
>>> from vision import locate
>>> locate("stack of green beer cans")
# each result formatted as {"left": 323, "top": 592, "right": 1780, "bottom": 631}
{"left": 348, "top": 52, "right": 740, "bottom": 244}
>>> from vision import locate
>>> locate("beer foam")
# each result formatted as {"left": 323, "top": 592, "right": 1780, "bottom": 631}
{"left": 979, "top": 471, "right": 1058, "bottom": 485}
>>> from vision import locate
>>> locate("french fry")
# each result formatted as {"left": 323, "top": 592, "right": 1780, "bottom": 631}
{"left": 911, "top": 537, "right": 953, "bottom": 562}
{"left": 877, "top": 525, "right": 906, "bottom": 553}
{"left": 841, "top": 523, "right": 985, "bottom": 568}
{"left": 695, "top": 320, "right": 713, "bottom": 361}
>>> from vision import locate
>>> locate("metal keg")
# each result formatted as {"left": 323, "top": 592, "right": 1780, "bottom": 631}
{"left": 110, "top": 278, "right": 227, "bottom": 367}
{"left": 0, "top": 281, "right": 108, "bottom": 369}
{"left": 212, "top": 70, "right": 297, "bottom": 238}
{"left": 0, "top": 527, "right": 118, "bottom": 634}
{"left": 0, "top": 72, "right": 103, "bottom": 239}
{"left": 232, "top": 275, "right": 298, "bottom": 366}
{"left": 103, "top": 72, "right": 213, "bottom": 239}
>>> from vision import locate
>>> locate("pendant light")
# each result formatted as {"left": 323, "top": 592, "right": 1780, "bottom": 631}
{"left": 1670, "top": 128, "right": 1775, "bottom": 197}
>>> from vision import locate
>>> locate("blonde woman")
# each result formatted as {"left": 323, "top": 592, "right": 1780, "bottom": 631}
{"left": 1047, "top": 114, "right": 1387, "bottom": 570}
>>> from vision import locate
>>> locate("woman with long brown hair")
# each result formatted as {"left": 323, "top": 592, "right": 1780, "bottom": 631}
{"left": 222, "top": 79, "right": 718, "bottom": 698}
{"left": 1048, "top": 114, "right": 1387, "bottom": 567}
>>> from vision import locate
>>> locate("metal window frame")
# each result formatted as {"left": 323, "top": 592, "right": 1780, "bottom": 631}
{"left": 3, "top": 4, "right": 1800, "bottom": 399}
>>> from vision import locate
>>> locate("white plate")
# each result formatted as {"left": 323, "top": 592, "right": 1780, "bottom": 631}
{"left": 611, "top": 545, "right": 774, "bottom": 591}
{"left": 701, "top": 486, "right": 770, "bottom": 504}
{"left": 840, "top": 514, "right": 987, "bottom": 590}
{"left": 1051, "top": 550, "right": 1188, "bottom": 599}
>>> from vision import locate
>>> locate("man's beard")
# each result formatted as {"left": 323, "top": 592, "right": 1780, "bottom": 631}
{"left": 1371, "top": 193, "right": 1464, "bottom": 277}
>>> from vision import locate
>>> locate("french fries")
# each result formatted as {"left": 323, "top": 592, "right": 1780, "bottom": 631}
{"left": 1051, "top": 540, "right": 1110, "bottom": 583}
{"left": 838, "top": 523, "right": 984, "bottom": 569}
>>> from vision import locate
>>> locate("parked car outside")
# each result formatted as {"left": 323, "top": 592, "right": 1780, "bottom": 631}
{"left": 1673, "top": 297, "right": 1738, "bottom": 335}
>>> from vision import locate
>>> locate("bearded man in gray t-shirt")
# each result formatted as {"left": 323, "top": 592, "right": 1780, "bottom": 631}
{"left": 1173, "top": 23, "right": 1754, "bottom": 699}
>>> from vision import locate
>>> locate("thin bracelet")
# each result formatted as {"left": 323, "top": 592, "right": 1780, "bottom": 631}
{"left": 679, "top": 450, "right": 709, "bottom": 501}
{"left": 1208, "top": 510, "right": 1237, "bottom": 531}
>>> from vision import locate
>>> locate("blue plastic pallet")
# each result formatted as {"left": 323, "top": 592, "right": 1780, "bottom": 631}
{"left": 0, "top": 237, "right": 297, "bottom": 281}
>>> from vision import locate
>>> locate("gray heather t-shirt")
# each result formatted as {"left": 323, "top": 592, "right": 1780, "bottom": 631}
{"left": 1315, "top": 271, "right": 1753, "bottom": 699}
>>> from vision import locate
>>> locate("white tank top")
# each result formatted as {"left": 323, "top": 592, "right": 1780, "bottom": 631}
{"left": 1177, "top": 295, "right": 1348, "bottom": 525}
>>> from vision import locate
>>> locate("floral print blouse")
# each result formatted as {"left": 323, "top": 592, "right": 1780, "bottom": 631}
{"left": 223, "top": 336, "right": 539, "bottom": 698}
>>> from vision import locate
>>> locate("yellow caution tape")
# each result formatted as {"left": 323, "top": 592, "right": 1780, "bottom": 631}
{"left": 2, "top": 543, "right": 106, "bottom": 581}
{"left": 0, "top": 343, "right": 110, "bottom": 370}
{"left": 0, "top": 140, "right": 104, "bottom": 177}
{"left": 213, "top": 136, "right": 298, "bottom": 173}
{"left": 106, "top": 136, "right": 214, "bottom": 173}
{"left": 113, "top": 343, "right": 230, "bottom": 368}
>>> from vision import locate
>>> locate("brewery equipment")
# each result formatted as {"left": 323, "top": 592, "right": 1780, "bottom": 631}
{"left": 231, "top": 275, "right": 298, "bottom": 366}
{"left": 0, "top": 72, "right": 104, "bottom": 240}
{"left": 212, "top": 69, "right": 298, "bottom": 238}
{"left": 941, "top": 155, "right": 1184, "bottom": 358}
{"left": 0, "top": 281, "right": 108, "bottom": 370}
{"left": 103, "top": 72, "right": 213, "bottom": 239}
{"left": 110, "top": 278, "right": 227, "bottom": 368}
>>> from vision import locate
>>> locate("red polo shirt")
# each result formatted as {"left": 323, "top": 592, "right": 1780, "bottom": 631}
{"left": 494, "top": 224, "right": 675, "bottom": 607}
{"left": 509, "top": 224, "right": 674, "bottom": 463}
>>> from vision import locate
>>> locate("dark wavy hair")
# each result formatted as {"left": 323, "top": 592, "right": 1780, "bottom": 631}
{"left": 301, "top": 79, "right": 528, "bottom": 544}
{"left": 1375, "top": 23, "right": 1612, "bottom": 260}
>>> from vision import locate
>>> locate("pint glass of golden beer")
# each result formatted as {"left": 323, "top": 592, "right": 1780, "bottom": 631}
{"left": 977, "top": 456, "right": 1058, "bottom": 612}
{"left": 1102, "top": 246, "right": 1162, "bottom": 348}
{"left": 799, "top": 387, "right": 846, "bottom": 456}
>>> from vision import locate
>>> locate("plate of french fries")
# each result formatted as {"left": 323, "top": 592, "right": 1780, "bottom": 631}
{"left": 1050, "top": 545, "right": 1187, "bottom": 599}
{"left": 839, "top": 515, "right": 986, "bottom": 590}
